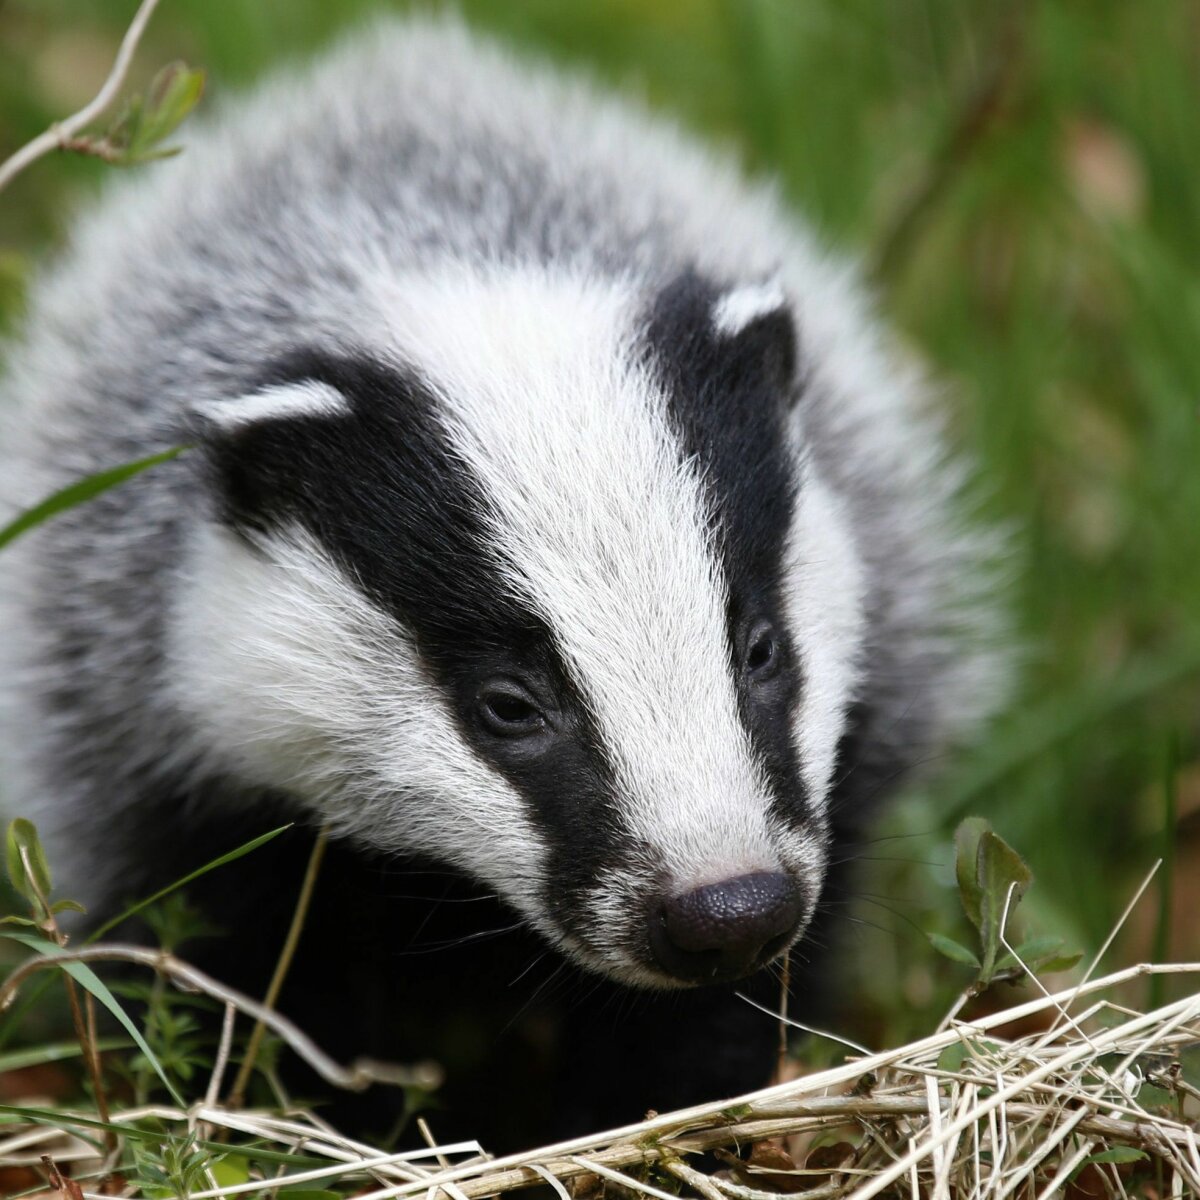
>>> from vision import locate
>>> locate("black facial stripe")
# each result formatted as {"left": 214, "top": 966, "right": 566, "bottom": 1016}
{"left": 642, "top": 270, "right": 811, "bottom": 829}
{"left": 642, "top": 270, "right": 800, "bottom": 585}
{"left": 200, "top": 350, "right": 630, "bottom": 938}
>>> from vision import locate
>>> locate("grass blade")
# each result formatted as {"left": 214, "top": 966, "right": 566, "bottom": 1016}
{"left": 1, "top": 930, "right": 184, "bottom": 1105}
{"left": 0, "top": 1036, "right": 129, "bottom": 1073}
{"left": 0, "top": 446, "right": 187, "bottom": 551}
{"left": 87, "top": 823, "right": 293, "bottom": 943}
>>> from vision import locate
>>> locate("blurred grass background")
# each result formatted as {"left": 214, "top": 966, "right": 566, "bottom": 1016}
{"left": 0, "top": 0, "right": 1196, "bottom": 1044}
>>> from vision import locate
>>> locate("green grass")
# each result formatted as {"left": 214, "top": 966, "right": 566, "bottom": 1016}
{"left": 0, "top": 0, "right": 1196, "bottom": 1049}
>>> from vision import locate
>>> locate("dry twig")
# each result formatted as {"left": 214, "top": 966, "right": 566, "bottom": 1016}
{"left": 0, "top": 0, "right": 162, "bottom": 192}
{"left": 4, "top": 963, "right": 1197, "bottom": 1200}
{"left": 0, "top": 942, "right": 441, "bottom": 1093}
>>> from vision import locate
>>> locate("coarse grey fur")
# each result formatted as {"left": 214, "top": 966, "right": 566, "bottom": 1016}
{"left": 0, "top": 16, "right": 1009, "bottom": 1139}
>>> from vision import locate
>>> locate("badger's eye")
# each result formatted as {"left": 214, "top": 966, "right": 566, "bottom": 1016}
{"left": 744, "top": 622, "right": 781, "bottom": 681}
{"left": 476, "top": 681, "right": 546, "bottom": 737}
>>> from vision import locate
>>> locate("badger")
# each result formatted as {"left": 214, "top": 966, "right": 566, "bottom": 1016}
{"left": 0, "top": 18, "right": 1006, "bottom": 1143}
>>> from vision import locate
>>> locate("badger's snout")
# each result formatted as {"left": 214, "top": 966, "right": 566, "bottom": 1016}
{"left": 648, "top": 871, "right": 805, "bottom": 983}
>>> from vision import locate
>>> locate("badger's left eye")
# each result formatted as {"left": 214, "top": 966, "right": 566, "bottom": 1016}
{"left": 475, "top": 679, "right": 547, "bottom": 738}
{"left": 744, "top": 622, "right": 781, "bottom": 681}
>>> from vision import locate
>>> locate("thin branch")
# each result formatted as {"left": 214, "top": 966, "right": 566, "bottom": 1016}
{"left": 228, "top": 825, "right": 329, "bottom": 1107}
{"left": 737, "top": 989, "right": 872, "bottom": 1056}
{"left": 776, "top": 951, "right": 790, "bottom": 1077}
{"left": 16, "top": 846, "right": 116, "bottom": 1168}
{"left": 0, "top": 0, "right": 162, "bottom": 192}
{"left": 0, "top": 943, "right": 442, "bottom": 1093}
{"left": 1053, "top": 858, "right": 1163, "bottom": 1032}
{"left": 204, "top": 1002, "right": 238, "bottom": 1111}
{"left": 41, "top": 1154, "right": 84, "bottom": 1200}
{"left": 663, "top": 1159, "right": 726, "bottom": 1200}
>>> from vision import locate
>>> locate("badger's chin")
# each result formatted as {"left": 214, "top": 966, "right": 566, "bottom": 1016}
{"left": 561, "top": 935, "right": 805, "bottom": 992}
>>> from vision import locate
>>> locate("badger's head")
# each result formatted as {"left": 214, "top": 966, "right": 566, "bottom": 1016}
{"left": 172, "top": 266, "right": 866, "bottom": 989}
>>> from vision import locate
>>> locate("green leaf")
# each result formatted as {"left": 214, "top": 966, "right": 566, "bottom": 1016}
{"left": 210, "top": 1156, "right": 251, "bottom": 1188}
{"left": 0, "top": 915, "right": 38, "bottom": 927}
{"left": 937, "top": 1036, "right": 1004, "bottom": 1073}
{"left": 1012, "top": 936, "right": 1063, "bottom": 962}
{"left": 937, "top": 1042, "right": 968, "bottom": 1072}
{"left": 6, "top": 818, "right": 52, "bottom": 902}
{"left": 1079, "top": 1147, "right": 1148, "bottom": 1167}
{"left": 0, "top": 447, "right": 188, "bottom": 552}
{"left": 128, "top": 63, "right": 206, "bottom": 159}
{"left": 927, "top": 932, "right": 981, "bottom": 967}
{"left": 50, "top": 898, "right": 87, "bottom": 915}
{"left": 1136, "top": 1083, "right": 1174, "bottom": 1110}
{"left": 0, "top": 931, "right": 184, "bottom": 1105}
{"left": 996, "top": 937, "right": 1082, "bottom": 977}
{"left": 976, "top": 829, "right": 1033, "bottom": 981}
{"left": 954, "top": 817, "right": 989, "bottom": 932}
{"left": 87, "top": 823, "right": 292, "bottom": 942}
{"left": 102, "top": 62, "right": 206, "bottom": 167}
{"left": 1034, "top": 951, "right": 1083, "bottom": 974}
{"left": 103, "top": 93, "right": 144, "bottom": 157}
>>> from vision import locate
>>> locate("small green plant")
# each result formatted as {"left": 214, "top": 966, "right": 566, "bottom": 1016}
{"left": 928, "top": 817, "right": 1082, "bottom": 996}
{"left": 109, "top": 894, "right": 220, "bottom": 1104}
{"left": 2, "top": 817, "right": 123, "bottom": 1164}
{"left": 0, "top": 817, "right": 297, "bottom": 1109}
{"left": 81, "top": 61, "right": 206, "bottom": 167}
{"left": 131, "top": 1130, "right": 221, "bottom": 1200}
{"left": 2, "top": 817, "right": 85, "bottom": 931}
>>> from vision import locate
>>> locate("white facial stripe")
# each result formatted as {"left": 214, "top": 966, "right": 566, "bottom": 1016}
{"left": 376, "top": 265, "right": 782, "bottom": 888}
{"left": 712, "top": 281, "right": 788, "bottom": 338}
{"left": 166, "top": 522, "right": 553, "bottom": 932}
{"left": 783, "top": 448, "right": 867, "bottom": 802}
{"left": 195, "top": 381, "right": 350, "bottom": 430}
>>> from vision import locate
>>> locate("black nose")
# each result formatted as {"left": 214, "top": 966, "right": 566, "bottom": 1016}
{"left": 649, "top": 871, "right": 804, "bottom": 983}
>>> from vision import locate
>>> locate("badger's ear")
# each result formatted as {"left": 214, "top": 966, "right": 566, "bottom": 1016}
{"left": 645, "top": 270, "right": 800, "bottom": 404}
{"left": 709, "top": 279, "right": 797, "bottom": 391}
{"left": 190, "top": 380, "right": 353, "bottom": 528}
{"left": 191, "top": 380, "right": 351, "bottom": 435}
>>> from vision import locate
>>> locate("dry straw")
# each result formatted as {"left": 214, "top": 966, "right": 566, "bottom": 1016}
{"left": 4, "top": 962, "right": 1197, "bottom": 1200}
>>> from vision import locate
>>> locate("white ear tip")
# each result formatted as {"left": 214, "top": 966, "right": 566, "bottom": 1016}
{"left": 712, "top": 281, "right": 789, "bottom": 338}
{"left": 195, "top": 381, "right": 351, "bottom": 431}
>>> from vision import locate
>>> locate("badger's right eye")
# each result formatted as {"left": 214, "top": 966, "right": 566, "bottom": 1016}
{"left": 476, "top": 681, "right": 546, "bottom": 737}
{"left": 743, "top": 620, "right": 782, "bottom": 682}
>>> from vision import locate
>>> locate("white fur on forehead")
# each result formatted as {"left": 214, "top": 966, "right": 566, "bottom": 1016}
{"left": 165, "top": 521, "right": 552, "bottom": 931}
{"left": 194, "top": 381, "right": 351, "bottom": 430}
{"left": 374, "top": 264, "right": 814, "bottom": 889}
{"left": 711, "top": 280, "right": 789, "bottom": 338}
